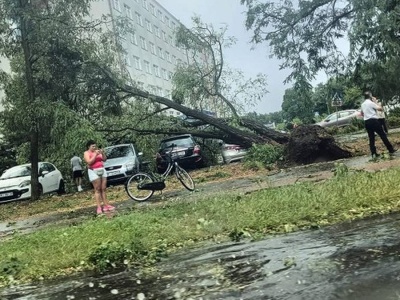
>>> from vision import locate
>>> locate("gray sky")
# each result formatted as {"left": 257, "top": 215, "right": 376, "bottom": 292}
{"left": 156, "top": 0, "right": 321, "bottom": 114}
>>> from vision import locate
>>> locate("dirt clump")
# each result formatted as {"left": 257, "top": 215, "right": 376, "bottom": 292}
{"left": 286, "top": 125, "right": 352, "bottom": 165}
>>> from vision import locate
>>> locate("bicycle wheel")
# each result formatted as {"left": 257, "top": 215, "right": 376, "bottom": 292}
{"left": 125, "top": 173, "right": 154, "bottom": 201}
{"left": 175, "top": 164, "right": 195, "bottom": 191}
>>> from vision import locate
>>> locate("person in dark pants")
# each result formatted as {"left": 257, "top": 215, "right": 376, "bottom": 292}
{"left": 373, "top": 97, "right": 389, "bottom": 134}
{"left": 361, "top": 91, "right": 396, "bottom": 158}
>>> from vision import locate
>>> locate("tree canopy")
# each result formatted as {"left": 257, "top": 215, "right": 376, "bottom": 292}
{"left": 241, "top": 0, "right": 400, "bottom": 83}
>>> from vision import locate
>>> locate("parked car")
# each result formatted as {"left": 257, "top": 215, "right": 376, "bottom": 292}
{"left": 0, "top": 162, "right": 65, "bottom": 203}
{"left": 221, "top": 142, "right": 248, "bottom": 163}
{"left": 316, "top": 110, "right": 363, "bottom": 128}
{"left": 104, "top": 144, "right": 142, "bottom": 184}
{"left": 156, "top": 134, "right": 203, "bottom": 173}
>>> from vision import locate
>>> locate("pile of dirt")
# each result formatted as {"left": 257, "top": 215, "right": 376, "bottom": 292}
{"left": 286, "top": 125, "right": 353, "bottom": 164}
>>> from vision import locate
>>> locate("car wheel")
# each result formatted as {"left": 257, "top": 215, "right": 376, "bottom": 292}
{"left": 57, "top": 180, "right": 66, "bottom": 195}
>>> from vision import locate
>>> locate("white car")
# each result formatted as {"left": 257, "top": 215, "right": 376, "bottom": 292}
{"left": 0, "top": 162, "right": 65, "bottom": 203}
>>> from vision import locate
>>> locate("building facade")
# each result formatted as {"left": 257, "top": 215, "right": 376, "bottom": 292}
{"left": 92, "top": 0, "right": 189, "bottom": 117}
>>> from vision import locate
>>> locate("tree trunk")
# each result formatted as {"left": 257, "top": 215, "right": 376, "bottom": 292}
{"left": 19, "top": 0, "right": 40, "bottom": 200}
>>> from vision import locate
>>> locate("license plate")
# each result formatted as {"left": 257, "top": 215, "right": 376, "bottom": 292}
{"left": 108, "top": 170, "right": 120, "bottom": 176}
{"left": 172, "top": 151, "right": 185, "bottom": 157}
{"left": 0, "top": 192, "right": 13, "bottom": 198}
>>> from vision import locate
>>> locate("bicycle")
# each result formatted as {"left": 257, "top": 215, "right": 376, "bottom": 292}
{"left": 125, "top": 144, "right": 195, "bottom": 201}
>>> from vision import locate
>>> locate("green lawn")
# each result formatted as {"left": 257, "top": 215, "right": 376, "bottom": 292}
{"left": 1, "top": 166, "right": 400, "bottom": 286}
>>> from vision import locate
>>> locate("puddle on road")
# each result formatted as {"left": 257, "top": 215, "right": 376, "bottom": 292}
{"left": 2, "top": 213, "right": 400, "bottom": 299}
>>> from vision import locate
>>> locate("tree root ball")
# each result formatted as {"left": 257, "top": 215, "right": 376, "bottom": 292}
{"left": 286, "top": 125, "right": 352, "bottom": 165}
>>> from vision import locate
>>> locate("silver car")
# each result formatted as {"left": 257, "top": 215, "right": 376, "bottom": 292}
{"left": 316, "top": 110, "right": 363, "bottom": 128}
{"left": 104, "top": 144, "right": 142, "bottom": 184}
{"left": 221, "top": 143, "right": 248, "bottom": 164}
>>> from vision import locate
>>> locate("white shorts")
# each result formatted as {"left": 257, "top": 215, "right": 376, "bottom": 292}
{"left": 88, "top": 168, "right": 107, "bottom": 182}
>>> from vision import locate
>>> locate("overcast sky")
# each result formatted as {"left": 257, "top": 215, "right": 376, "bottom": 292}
{"left": 156, "top": 0, "right": 327, "bottom": 114}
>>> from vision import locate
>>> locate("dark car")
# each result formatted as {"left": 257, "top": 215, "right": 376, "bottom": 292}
{"left": 156, "top": 134, "right": 203, "bottom": 173}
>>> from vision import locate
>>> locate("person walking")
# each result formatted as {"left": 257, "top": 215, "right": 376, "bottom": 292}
{"left": 83, "top": 140, "right": 115, "bottom": 214}
{"left": 70, "top": 154, "right": 83, "bottom": 192}
{"left": 373, "top": 97, "right": 389, "bottom": 134}
{"left": 361, "top": 91, "right": 396, "bottom": 158}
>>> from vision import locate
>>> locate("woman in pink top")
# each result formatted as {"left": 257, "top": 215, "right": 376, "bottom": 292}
{"left": 84, "top": 140, "right": 115, "bottom": 214}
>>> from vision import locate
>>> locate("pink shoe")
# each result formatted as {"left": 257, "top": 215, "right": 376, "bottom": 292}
{"left": 96, "top": 207, "right": 103, "bottom": 214}
{"left": 103, "top": 205, "right": 115, "bottom": 212}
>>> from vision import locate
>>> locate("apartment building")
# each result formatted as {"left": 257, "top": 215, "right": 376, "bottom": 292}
{"left": 0, "top": 59, "right": 10, "bottom": 112}
{"left": 91, "top": 0, "right": 189, "bottom": 117}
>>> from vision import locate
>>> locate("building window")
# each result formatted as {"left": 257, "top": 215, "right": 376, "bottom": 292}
{"left": 123, "top": 53, "right": 131, "bottom": 67}
{"left": 113, "top": 0, "right": 121, "bottom": 11}
{"left": 144, "top": 60, "right": 151, "bottom": 74}
{"left": 135, "top": 12, "right": 143, "bottom": 26}
{"left": 157, "top": 10, "right": 162, "bottom": 20}
{"left": 142, "top": 0, "right": 148, "bottom": 10}
{"left": 165, "top": 16, "right": 170, "bottom": 26}
{"left": 149, "top": 42, "right": 156, "bottom": 55}
{"left": 172, "top": 55, "right": 176, "bottom": 65}
{"left": 168, "top": 71, "right": 173, "bottom": 80}
{"left": 140, "top": 36, "right": 147, "bottom": 50}
{"left": 165, "top": 51, "right": 171, "bottom": 62}
{"left": 171, "top": 21, "right": 176, "bottom": 30}
{"left": 145, "top": 19, "right": 152, "bottom": 32}
{"left": 153, "top": 64, "right": 160, "bottom": 77}
{"left": 168, "top": 35, "right": 173, "bottom": 45}
{"left": 157, "top": 47, "right": 163, "bottom": 59}
{"left": 130, "top": 32, "right": 137, "bottom": 45}
{"left": 161, "top": 30, "right": 166, "bottom": 41}
{"left": 124, "top": 4, "right": 132, "bottom": 19}
{"left": 154, "top": 25, "right": 160, "bottom": 38}
{"left": 162, "top": 68, "right": 168, "bottom": 80}
{"left": 150, "top": 3, "right": 156, "bottom": 16}
{"left": 133, "top": 56, "right": 142, "bottom": 70}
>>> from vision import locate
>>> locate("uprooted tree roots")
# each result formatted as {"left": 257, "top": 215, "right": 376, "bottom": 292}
{"left": 285, "top": 125, "right": 352, "bottom": 165}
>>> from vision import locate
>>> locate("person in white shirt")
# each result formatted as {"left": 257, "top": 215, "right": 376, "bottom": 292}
{"left": 361, "top": 91, "right": 396, "bottom": 158}
{"left": 70, "top": 154, "right": 83, "bottom": 192}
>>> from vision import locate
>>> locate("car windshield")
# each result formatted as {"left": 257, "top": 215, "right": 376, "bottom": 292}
{"left": 162, "top": 137, "right": 193, "bottom": 150}
{"left": 0, "top": 165, "right": 31, "bottom": 179}
{"left": 105, "top": 146, "right": 134, "bottom": 159}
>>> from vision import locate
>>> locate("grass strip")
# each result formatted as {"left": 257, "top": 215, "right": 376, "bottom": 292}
{"left": 1, "top": 167, "right": 400, "bottom": 285}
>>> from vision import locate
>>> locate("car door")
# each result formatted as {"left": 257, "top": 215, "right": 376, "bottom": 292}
{"left": 338, "top": 111, "right": 352, "bottom": 126}
{"left": 39, "top": 163, "right": 58, "bottom": 192}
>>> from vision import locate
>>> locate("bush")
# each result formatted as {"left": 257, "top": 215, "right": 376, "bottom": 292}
{"left": 387, "top": 116, "right": 400, "bottom": 128}
{"left": 243, "top": 144, "right": 284, "bottom": 170}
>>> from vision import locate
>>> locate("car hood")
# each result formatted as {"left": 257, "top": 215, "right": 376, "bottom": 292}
{"left": 0, "top": 176, "right": 30, "bottom": 189}
{"left": 104, "top": 157, "right": 135, "bottom": 167}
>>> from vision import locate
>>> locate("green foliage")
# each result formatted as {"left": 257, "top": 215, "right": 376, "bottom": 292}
{"left": 388, "top": 107, "right": 400, "bottom": 118}
{"left": 3, "top": 166, "right": 400, "bottom": 283}
{"left": 243, "top": 144, "right": 284, "bottom": 170}
{"left": 282, "top": 86, "right": 315, "bottom": 123}
{"left": 88, "top": 240, "right": 148, "bottom": 272}
{"left": 333, "top": 163, "right": 349, "bottom": 178}
{"left": 0, "top": 257, "right": 22, "bottom": 277}
{"left": 174, "top": 16, "right": 268, "bottom": 118}
{"left": 387, "top": 116, "right": 400, "bottom": 128}
{"left": 241, "top": 0, "right": 400, "bottom": 84}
